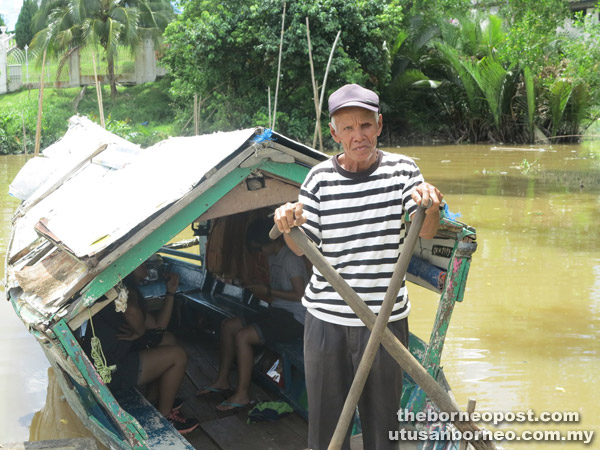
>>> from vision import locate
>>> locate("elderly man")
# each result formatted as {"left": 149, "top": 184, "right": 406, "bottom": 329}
{"left": 274, "top": 84, "right": 443, "bottom": 450}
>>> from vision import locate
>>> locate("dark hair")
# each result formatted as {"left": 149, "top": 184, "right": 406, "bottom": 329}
{"left": 246, "top": 218, "right": 273, "bottom": 251}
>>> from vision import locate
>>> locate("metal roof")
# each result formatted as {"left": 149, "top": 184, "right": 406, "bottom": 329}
{"left": 6, "top": 115, "right": 327, "bottom": 322}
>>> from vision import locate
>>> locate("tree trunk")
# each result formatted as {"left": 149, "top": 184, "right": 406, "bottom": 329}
{"left": 107, "top": 54, "right": 117, "bottom": 99}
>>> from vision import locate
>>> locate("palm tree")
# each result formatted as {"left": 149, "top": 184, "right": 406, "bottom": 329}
{"left": 32, "top": 0, "right": 174, "bottom": 98}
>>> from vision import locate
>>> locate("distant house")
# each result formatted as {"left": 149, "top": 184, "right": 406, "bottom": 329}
{"left": 569, "top": 1, "right": 600, "bottom": 20}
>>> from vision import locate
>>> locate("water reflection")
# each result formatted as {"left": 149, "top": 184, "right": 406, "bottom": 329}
{"left": 29, "top": 367, "right": 106, "bottom": 449}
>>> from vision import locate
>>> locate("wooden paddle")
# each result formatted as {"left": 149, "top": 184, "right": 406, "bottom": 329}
{"left": 328, "top": 204, "right": 428, "bottom": 449}
{"left": 269, "top": 213, "right": 496, "bottom": 450}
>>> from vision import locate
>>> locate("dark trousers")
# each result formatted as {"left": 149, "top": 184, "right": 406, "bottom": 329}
{"left": 304, "top": 313, "right": 409, "bottom": 450}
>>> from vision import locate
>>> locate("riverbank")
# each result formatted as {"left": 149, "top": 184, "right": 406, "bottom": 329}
{"left": 0, "top": 79, "right": 175, "bottom": 153}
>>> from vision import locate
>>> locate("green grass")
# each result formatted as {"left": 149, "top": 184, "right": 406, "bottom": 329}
{"left": 0, "top": 78, "right": 178, "bottom": 152}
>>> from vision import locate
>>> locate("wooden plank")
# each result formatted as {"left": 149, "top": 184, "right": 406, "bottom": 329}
{"left": 114, "top": 388, "right": 194, "bottom": 450}
{"left": 195, "top": 176, "right": 299, "bottom": 222}
{"left": 201, "top": 415, "right": 307, "bottom": 450}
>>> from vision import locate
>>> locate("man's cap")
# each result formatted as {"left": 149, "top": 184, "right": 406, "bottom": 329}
{"left": 328, "top": 84, "right": 380, "bottom": 116}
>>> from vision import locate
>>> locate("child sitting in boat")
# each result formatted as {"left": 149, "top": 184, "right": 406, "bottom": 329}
{"left": 197, "top": 217, "right": 309, "bottom": 413}
{"left": 83, "top": 261, "right": 199, "bottom": 434}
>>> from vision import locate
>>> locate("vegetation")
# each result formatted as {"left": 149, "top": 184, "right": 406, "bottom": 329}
{"left": 160, "top": 0, "right": 600, "bottom": 146}
{"left": 0, "top": 14, "right": 5, "bottom": 28}
{"left": 162, "top": 0, "right": 403, "bottom": 144}
{"left": 32, "top": 0, "right": 175, "bottom": 98}
{"left": 1, "top": 0, "right": 599, "bottom": 153}
{"left": 0, "top": 79, "right": 176, "bottom": 153}
{"left": 379, "top": 1, "right": 600, "bottom": 144}
{"left": 15, "top": 0, "right": 39, "bottom": 49}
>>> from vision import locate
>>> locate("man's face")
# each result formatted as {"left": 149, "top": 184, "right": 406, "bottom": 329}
{"left": 329, "top": 107, "right": 383, "bottom": 170}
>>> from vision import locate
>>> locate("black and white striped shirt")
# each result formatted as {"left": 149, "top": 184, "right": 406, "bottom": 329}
{"left": 299, "top": 150, "right": 424, "bottom": 326}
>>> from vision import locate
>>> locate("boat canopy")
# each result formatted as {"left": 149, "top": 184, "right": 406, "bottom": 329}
{"left": 5, "top": 116, "right": 327, "bottom": 327}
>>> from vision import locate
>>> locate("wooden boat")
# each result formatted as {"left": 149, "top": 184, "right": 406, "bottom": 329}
{"left": 4, "top": 116, "right": 477, "bottom": 450}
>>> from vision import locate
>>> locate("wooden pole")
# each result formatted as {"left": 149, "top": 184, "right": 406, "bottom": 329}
{"left": 313, "top": 30, "right": 340, "bottom": 151}
{"left": 34, "top": 48, "right": 47, "bottom": 156}
{"left": 91, "top": 51, "right": 105, "bottom": 129}
{"left": 269, "top": 224, "right": 496, "bottom": 450}
{"left": 329, "top": 206, "right": 427, "bottom": 449}
{"left": 194, "top": 93, "right": 199, "bottom": 136}
{"left": 459, "top": 399, "right": 478, "bottom": 450}
{"left": 271, "top": 1, "right": 286, "bottom": 131}
{"left": 268, "top": 86, "right": 272, "bottom": 128}
{"left": 22, "top": 113, "right": 27, "bottom": 157}
{"left": 306, "top": 17, "right": 320, "bottom": 149}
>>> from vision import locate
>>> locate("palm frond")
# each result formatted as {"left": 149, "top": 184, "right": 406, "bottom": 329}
{"left": 549, "top": 79, "right": 572, "bottom": 137}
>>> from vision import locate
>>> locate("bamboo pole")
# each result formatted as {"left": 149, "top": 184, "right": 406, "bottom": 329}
{"left": 313, "top": 30, "right": 341, "bottom": 151}
{"left": 269, "top": 224, "right": 496, "bottom": 450}
{"left": 271, "top": 1, "right": 286, "bottom": 131}
{"left": 194, "top": 93, "right": 199, "bottom": 136}
{"left": 22, "top": 113, "right": 27, "bottom": 157}
{"left": 306, "top": 17, "right": 320, "bottom": 149}
{"left": 91, "top": 51, "right": 105, "bottom": 129}
{"left": 268, "top": 86, "right": 272, "bottom": 128}
{"left": 34, "top": 48, "right": 47, "bottom": 156}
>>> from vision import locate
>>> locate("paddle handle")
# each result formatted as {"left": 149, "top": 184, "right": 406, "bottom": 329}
{"left": 268, "top": 204, "right": 496, "bottom": 450}
{"left": 328, "top": 205, "right": 428, "bottom": 449}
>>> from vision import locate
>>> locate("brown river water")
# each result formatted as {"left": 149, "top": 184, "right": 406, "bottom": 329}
{"left": 1, "top": 141, "right": 599, "bottom": 447}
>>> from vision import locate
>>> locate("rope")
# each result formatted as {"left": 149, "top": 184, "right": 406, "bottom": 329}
{"left": 88, "top": 309, "right": 116, "bottom": 384}
{"left": 114, "top": 280, "right": 128, "bottom": 313}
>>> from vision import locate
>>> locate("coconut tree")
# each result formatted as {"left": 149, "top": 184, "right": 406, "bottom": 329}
{"left": 32, "top": 0, "right": 174, "bottom": 98}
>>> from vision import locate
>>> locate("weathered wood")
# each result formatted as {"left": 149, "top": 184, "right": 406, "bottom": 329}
{"left": 458, "top": 399, "right": 477, "bottom": 450}
{"left": 201, "top": 415, "right": 306, "bottom": 450}
{"left": 13, "top": 249, "right": 88, "bottom": 307}
{"left": 67, "top": 291, "right": 116, "bottom": 331}
{"left": 196, "top": 176, "right": 299, "bottom": 222}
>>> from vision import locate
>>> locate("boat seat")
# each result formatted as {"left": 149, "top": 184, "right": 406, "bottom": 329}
{"left": 270, "top": 339, "right": 305, "bottom": 375}
{"left": 179, "top": 278, "right": 262, "bottom": 323}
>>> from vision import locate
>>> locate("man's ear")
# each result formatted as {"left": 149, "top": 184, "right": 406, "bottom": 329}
{"left": 329, "top": 122, "right": 341, "bottom": 143}
{"left": 377, "top": 114, "right": 383, "bottom": 136}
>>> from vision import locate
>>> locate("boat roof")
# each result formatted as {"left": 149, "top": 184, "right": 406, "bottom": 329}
{"left": 5, "top": 116, "right": 327, "bottom": 325}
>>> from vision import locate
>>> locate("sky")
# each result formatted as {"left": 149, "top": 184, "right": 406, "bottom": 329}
{"left": 0, "top": 0, "right": 23, "bottom": 30}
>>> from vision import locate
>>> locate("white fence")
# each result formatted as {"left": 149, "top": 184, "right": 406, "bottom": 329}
{"left": 0, "top": 32, "right": 166, "bottom": 95}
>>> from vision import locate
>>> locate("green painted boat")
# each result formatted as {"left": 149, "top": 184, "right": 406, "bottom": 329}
{"left": 4, "top": 116, "right": 477, "bottom": 450}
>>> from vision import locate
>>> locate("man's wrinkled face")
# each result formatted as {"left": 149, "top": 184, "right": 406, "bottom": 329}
{"left": 330, "top": 107, "right": 382, "bottom": 170}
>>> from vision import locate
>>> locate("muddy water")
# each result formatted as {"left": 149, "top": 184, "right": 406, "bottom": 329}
{"left": 1, "top": 142, "right": 599, "bottom": 447}
{"left": 399, "top": 142, "right": 600, "bottom": 448}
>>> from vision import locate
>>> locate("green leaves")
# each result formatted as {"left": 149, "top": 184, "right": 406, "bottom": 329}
{"left": 162, "top": 0, "right": 403, "bottom": 141}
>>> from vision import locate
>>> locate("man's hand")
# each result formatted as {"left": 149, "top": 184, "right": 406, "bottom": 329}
{"left": 274, "top": 202, "right": 307, "bottom": 233}
{"left": 411, "top": 182, "right": 443, "bottom": 214}
{"left": 411, "top": 182, "right": 443, "bottom": 239}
